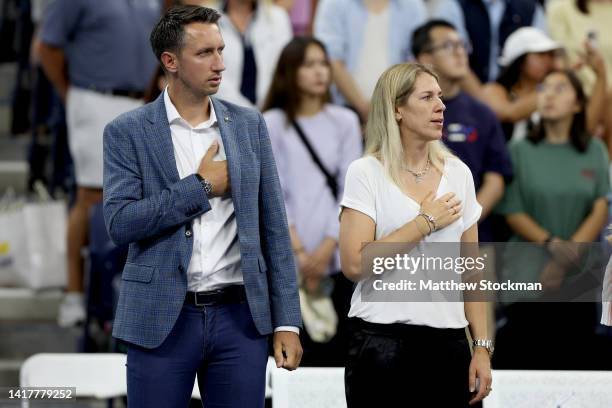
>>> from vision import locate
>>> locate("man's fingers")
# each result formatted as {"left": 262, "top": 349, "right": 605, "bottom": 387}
{"left": 283, "top": 344, "right": 299, "bottom": 370}
{"left": 273, "top": 339, "right": 285, "bottom": 368}
{"left": 273, "top": 333, "right": 303, "bottom": 371}
{"left": 279, "top": 336, "right": 302, "bottom": 371}
{"left": 203, "top": 140, "right": 219, "bottom": 162}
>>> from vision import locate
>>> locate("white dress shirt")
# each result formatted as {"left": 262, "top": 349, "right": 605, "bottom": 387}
{"left": 215, "top": 4, "right": 293, "bottom": 108}
{"left": 165, "top": 89, "right": 243, "bottom": 292}
{"left": 164, "top": 89, "right": 298, "bottom": 334}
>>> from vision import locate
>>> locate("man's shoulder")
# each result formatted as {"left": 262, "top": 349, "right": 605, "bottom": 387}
{"left": 106, "top": 102, "right": 153, "bottom": 131}
{"left": 451, "top": 92, "right": 499, "bottom": 124}
{"left": 213, "top": 97, "right": 262, "bottom": 123}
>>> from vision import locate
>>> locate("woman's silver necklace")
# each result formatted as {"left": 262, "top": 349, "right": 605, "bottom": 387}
{"left": 402, "top": 159, "right": 430, "bottom": 183}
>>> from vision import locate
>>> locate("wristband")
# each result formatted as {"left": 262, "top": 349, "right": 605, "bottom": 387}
{"left": 419, "top": 212, "right": 437, "bottom": 232}
{"left": 416, "top": 214, "right": 432, "bottom": 236}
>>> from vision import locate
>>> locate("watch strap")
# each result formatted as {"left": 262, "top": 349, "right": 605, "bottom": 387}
{"left": 194, "top": 173, "right": 213, "bottom": 196}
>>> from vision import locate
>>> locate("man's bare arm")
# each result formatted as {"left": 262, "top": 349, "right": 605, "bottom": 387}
{"left": 38, "top": 43, "right": 69, "bottom": 102}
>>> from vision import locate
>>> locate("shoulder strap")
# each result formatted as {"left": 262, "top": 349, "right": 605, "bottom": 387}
{"left": 291, "top": 119, "right": 338, "bottom": 200}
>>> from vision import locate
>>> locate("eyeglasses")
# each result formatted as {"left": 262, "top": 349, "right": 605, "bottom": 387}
{"left": 426, "top": 40, "right": 472, "bottom": 55}
{"left": 536, "top": 83, "right": 571, "bottom": 95}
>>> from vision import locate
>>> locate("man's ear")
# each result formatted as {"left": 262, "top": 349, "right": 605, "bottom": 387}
{"left": 161, "top": 51, "right": 179, "bottom": 74}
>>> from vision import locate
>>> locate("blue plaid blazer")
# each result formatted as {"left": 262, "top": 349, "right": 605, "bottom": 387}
{"left": 103, "top": 94, "right": 301, "bottom": 349}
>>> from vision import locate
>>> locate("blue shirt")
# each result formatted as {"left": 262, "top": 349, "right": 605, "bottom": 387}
{"left": 428, "top": 0, "right": 468, "bottom": 41}
{"left": 41, "top": 0, "right": 161, "bottom": 91}
{"left": 442, "top": 92, "right": 513, "bottom": 242}
{"left": 482, "top": 0, "right": 547, "bottom": 81}
{"left": 314, "top": 0, "right": 426, "bottom": 102}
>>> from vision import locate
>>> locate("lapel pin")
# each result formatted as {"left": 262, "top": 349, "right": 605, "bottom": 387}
{"left": 224, "top": 115, "right": 230, "bottom": 123}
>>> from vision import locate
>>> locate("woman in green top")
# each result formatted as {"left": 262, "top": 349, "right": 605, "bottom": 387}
{"left": 494, "top": 69, "right": 610, "bottom": 370}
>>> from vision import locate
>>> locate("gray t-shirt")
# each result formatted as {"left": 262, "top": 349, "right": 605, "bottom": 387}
{"left": 40, "top": 0, "right": 161, "bottom": 91}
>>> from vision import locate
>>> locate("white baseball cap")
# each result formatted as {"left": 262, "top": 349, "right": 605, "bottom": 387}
{"left": 498, "top": 27, "right": 561, "bottom": 67}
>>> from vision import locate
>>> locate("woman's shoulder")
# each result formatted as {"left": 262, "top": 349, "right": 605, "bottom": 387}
{"left": 323, "top": 104, "right": 360, "bottom": 123}
{"left": 347, "top": 155, "right": 382, "bottom": 177}
{"left": 586, "top": 137, "right": 609, "bottom": 158}
{"left": 445, "top": 156, "right": 472, "bottom": 176}
{"left": 507, "top": 138, "right": 534, "bottom": 155}
{"left": 263, "top": 108, "right": 286, "bottom": 124}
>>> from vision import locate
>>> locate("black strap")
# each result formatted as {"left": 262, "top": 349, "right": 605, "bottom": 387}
{"left": 291, "top": 120, "right": 338, "bottom": 200}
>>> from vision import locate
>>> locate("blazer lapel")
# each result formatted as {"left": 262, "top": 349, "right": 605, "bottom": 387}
{"left": 212, "top": 97, "right": 242, "bottom": 212}
{"left": 146, "top": 94, "right": 181, "bottom": 184}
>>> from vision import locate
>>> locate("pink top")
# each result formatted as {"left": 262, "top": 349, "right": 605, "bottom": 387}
{"left": 289, "top": 0, "right": 312, "bottom": 35}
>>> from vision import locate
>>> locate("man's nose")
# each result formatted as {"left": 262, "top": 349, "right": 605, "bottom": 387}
{"left": 213, "top": 53, "right": 225, "bottom": 72}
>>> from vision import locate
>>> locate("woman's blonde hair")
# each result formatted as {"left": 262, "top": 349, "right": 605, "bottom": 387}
{"left": 364, "top": 62, "right": 455, "bottom": 189}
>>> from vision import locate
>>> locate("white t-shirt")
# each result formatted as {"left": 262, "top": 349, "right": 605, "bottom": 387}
{"left": 340, "top": 155, "right": 482, "bottom": 328}
{"left": 602, "top": 257, "right": 612, "bottom": 326}
{"left": 353, "top": 8, "right": 390, "bottom": 101}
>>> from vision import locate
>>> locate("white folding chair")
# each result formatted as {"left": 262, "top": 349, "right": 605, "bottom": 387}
{"left": 20, "top": 353, "right": 127, "bottom": 408}
{"left": 484, "top": 369, "right": 612, "bottom": 408}
{"left": 271, "top": 366, "right": 346, "bottom": 408}
{"left": 20, "top": 353, "right": 276, "bottom": 407}
{"left": 188, "top": 356, "right": 276, "bottom": 401}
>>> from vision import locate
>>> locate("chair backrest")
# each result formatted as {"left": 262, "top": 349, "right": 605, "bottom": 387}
{"left": 271, "top": 366, "right": 346, "bottom": 408}
{"left": 20, "top": 353, "right": 127, "bottom": 399}
{"left": 484, "top": 370, "right": 612, "bottom": 408}
{"left": 21, "top": 354, "right": 276, "bottom": 405}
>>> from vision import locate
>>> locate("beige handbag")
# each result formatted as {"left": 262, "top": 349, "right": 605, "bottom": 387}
{"left": 299, "top": 284, "right": 338, "bottom": 343}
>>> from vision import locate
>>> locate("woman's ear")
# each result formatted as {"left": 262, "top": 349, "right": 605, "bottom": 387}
{"left": 395, "top": 106, "right": 402, "bottom": 122}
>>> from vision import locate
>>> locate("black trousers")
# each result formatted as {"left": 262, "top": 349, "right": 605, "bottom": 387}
{"left": 345, "top": 318, "right": 474, "bottom": 408}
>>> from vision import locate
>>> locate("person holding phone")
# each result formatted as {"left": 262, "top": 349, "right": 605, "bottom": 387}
{"left": 548, "top": 0, "right": 612, "bottom": 155}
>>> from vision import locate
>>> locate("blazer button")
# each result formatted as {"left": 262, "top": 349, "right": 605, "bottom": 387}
{"left": 185, "top": 230, "right": 192, "bottom": 237}
{"left": 178, "top": 265, "right": 185, "bottom": 272}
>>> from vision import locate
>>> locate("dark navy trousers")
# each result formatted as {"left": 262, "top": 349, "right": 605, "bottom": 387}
{"left": 126, "top": 301, "right": 269, "bottom": 408}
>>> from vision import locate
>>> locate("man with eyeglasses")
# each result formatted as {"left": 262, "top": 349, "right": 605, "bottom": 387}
{"left": 413, "top": 20, "right": 513, "bottom": 245}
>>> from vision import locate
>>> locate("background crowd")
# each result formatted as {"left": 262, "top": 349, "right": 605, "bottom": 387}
{"left": 1, "top": 0, "right": 612, "bottom": 374}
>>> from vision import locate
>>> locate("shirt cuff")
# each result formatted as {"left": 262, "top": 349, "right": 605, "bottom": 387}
{"left": 274, "top": 326, "right": 300, "bottom": 335}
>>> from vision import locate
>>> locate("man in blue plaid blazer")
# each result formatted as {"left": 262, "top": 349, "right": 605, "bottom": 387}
{"left": 102, "top": 6, "right": 302, "bottom": 408}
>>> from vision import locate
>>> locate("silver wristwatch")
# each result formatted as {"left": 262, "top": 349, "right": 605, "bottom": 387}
{"left": 473, "top": 339, "right": 494, "bottom": 356}
{"left": 195, "top": 174, "right": 213, "bottom": 196}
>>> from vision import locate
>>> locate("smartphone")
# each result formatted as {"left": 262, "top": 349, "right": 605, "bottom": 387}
{"left": 587, "top": 30, "right": 598, "bottom": 49}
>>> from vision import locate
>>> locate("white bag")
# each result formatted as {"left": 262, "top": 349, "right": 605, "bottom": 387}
{"left": 0, "top": 205, "right": 27, "bottom": 286}
{"left": 0, "top": 199, "right": 67, "bottom": 289}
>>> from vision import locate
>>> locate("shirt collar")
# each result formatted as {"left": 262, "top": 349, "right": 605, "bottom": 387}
{"left": 163, "top": 86, "right": 217, "bottom": 129}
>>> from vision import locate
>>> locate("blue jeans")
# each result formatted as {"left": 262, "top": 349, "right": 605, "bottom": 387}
{"left": 126, "top": 301, "right": 269, "bottom": 408}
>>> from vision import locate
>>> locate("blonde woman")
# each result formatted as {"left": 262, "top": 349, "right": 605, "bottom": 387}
{"left": 339, "top": 63, "right": 492, "bottom": 407}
